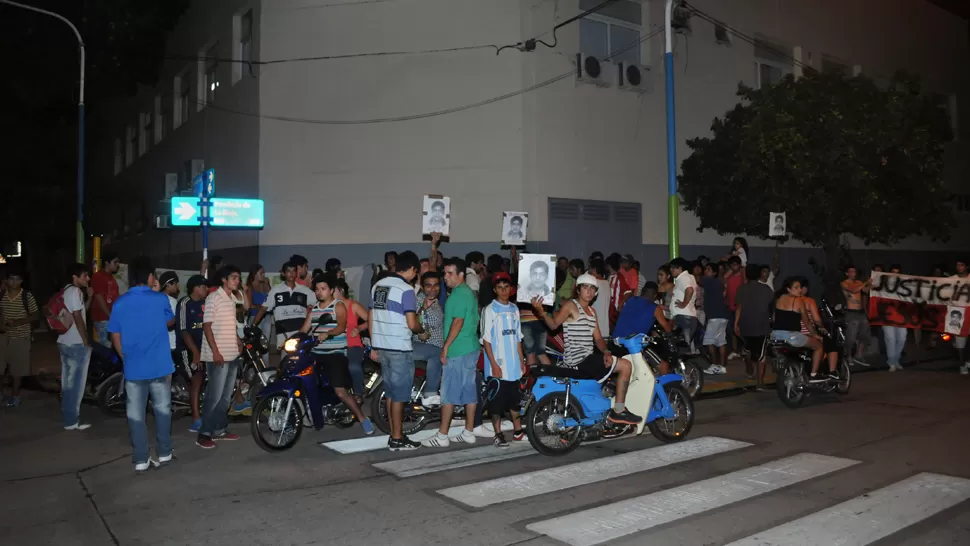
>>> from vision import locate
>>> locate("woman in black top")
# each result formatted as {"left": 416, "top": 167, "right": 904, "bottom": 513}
{"left": 771, "top": 278, "right": 826, "bottom": 380}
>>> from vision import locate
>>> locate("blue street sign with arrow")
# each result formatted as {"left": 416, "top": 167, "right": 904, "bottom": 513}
{"left": 192, "top": 168, "right": 216, "bottom": 198}
{"left": 170, "top": 197, "right": 264, "bottom": 228}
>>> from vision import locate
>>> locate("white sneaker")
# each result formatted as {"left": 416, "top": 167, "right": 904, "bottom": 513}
{"left": 64, "top": 422, "right": 92, "bottom": 431}
{"left": 473, "top": 424, "right": 492, "bottom": 438}
{"left": 888, "top": 365, "right": 898, "bottom": 372}
{"left": 960, "top": 364, "right": 969, "bottom": 375}
{"left": 134, "top": 459, "right": 159, "bottom": 472}
{"left": 421, "top": 432, "right": 451, "bottom": 447}
{"left": 450, "top": 429, "right": 477, "bottom": 444}
{"left": 158, "top": 452, "right": 176, "bottom": 464}
{"left": 727, "top": 352, "right": 740, "bottom": 360}
{"left": 421, "top": 394, "right": 441, "bottom": 407}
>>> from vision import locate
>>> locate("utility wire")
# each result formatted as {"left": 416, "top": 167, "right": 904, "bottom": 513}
{"left": 497, "top": 0, "right": 623, "bottom": 54}
{"left": 193, "top": 25, "right": 665, "bottom": 126}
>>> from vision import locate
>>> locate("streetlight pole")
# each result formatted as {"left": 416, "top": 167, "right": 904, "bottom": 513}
{"left": 1, "top": 0, "right": 86, "bottom": 263}
{"left": 663, "top": 0, "right": 679, "bottom": 259}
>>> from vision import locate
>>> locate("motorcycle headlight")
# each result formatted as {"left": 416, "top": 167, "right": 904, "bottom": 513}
{"left": 283, "top": 338, "right": 300, "bottom": 354}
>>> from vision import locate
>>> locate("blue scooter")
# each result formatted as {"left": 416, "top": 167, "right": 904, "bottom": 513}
{"left": 250, "top": 331, "right": 358, "bottom": 452}
{"left": 525, "top": 333, "right": 694, "bottom": 456}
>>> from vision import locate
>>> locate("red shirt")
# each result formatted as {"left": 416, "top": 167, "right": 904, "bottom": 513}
{"left": 91, "top": 270, "right": 119, "bottom": 322}
{"left": 725, "top": 272, "right": 743, "bottom": 310}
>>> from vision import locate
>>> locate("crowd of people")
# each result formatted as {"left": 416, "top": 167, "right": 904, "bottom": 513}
{"left": 4, "top": 235, "right": 967, "bottom": 471}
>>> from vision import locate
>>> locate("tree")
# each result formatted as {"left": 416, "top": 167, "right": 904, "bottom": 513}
{"left": 678, "top": 69, "right": 954, "bottom": 292}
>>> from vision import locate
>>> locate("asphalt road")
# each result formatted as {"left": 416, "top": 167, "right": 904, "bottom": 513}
{"left": 1, "top": 365, "right": 968, "bottom": 546}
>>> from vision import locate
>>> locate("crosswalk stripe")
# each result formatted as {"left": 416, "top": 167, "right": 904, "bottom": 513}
{"left": 724, "top": 472, "right": 970, "bottom": 546}
{"left": 438, "top": 436, "right": 751, "bottom": 508}
{"left": 320, "top": 421, "right": 514, "bottom": 454}
{"left": 526, "top": 452, "right": 860, "bottom": 546}
{"left": 374, "top": 441, "right": 534, "bottom": 478}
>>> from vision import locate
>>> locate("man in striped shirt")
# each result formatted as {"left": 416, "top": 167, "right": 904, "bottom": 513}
{"left": 197, "top": 265, "right": 244, "bottom": 449}
{"left": 480, "top": 273, "right": 526, "bottom": 447}
{"left": 0, "top": 270, "right": 39, "bottom": 407}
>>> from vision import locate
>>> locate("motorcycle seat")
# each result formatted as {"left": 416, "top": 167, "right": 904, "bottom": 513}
{"left": 532, "top": 365, "right": 592, "bottom": 380}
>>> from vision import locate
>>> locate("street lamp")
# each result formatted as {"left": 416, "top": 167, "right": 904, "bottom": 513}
{"left": 1, "top": 0, "right": 86, "bottom": 263}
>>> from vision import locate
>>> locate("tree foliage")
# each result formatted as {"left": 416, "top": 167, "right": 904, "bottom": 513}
{"left": 678, "top": 70, "right": 955, "bottom": 253}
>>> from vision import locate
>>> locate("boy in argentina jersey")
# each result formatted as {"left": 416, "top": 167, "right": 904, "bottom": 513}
{"left": 480, "top": 272, "right": 527, "bottom": 448}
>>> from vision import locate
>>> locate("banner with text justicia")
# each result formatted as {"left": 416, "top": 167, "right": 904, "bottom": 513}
{"left": 868, "top": 272, "right": 970, "bottom": 336}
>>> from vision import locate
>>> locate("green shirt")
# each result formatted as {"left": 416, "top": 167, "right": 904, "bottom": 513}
{"left": 443, "top": 283, "right": 480, "bottom": 357}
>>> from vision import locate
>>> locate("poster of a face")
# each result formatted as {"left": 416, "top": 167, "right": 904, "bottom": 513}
{"left": 502, "top": 211, "right": 528, "bottom": 246}
{"left": 945, "top": 306, "right": 965, "bottom": 335}
{"left": 422, "top": 195, "right": 450, "bottom": 236}
{"left": 769, "top": 212, "right": 787, "bottom": 238}
{"left": 517, "top": 253, "right": 556, "bottom": 306}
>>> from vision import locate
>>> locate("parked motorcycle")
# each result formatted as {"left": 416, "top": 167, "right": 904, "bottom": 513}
{"left": 525, "top": 333, "right": 694, "bottom": 456}
{"left": 648, "top": 325, "right": 705, "bottom": 399}
{"left": 86, "top": 343, "right": 123, "bottom": 402}
{"left": 237, "top": 326, "right": 277, "bottom": 406}
{"left": 250, "top": 331, "right": 358, "bottom": 452}
{"left": 98, "top": 359, "right": 201, "bottom": 417}
{"left": 773, "top": 298, "right": 852, "bottom": 408}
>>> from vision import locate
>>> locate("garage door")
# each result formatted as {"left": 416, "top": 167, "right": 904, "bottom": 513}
{"left": 547, "top": 198, "right": 642, "bottom": 262}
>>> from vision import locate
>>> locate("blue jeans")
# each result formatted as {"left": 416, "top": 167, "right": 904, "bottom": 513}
{"left": 59, "top": 343, "right": 91, "bottom": 427}
{"left": 378, "top": 350, "right": 415, "bottom": 402}
{"left": 441, "top": 351, "right": 480, "bottom": 406}
{"left": 674, "top": 315, "right": 699, "bottom": 351}
{"left": 126, "top": 376, "right": 173, "bottom": 464}
{"left": 94, "top": 321, "right": 111, "bottom": 348}
{"left": 346, "top": 346, "right": 366, "bottom": 394}
{"left": 413, "top": 342, "right": 442, "bottom": 395}
{"left": 882, "top": 326, "right": 907, "bottom": 366}
{"left": 199, "top": 358, "right": 241, "bottom": 437}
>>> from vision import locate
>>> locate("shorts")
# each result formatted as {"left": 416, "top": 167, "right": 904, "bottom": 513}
{"left": 521, "top": 321, "right": 548, "bottom": 356}
{"left": 0, "top": 335, "right": 30, "bottom": 377}
{"left": 702, "top": 318, "right": 729, "bottom": 347}
{"left": 441, "top": 351, "right": 480, "bottom": 406}
{"left": 743, "top": 336, "right": 768, "bottom": 362}
{"left": 485, "top": 377, "right": 521, "bottom": 416}
{"left": 770, "top": 330, "right": 809, "bottom": 348}
{"left": 572, "top": 350, "right": 617, "bottom": 383}
{"left": 314, "top": 352, "right": 353, "bottom": 390}
{"left": 377, "top": 350, "right": 415, "bottom": 403}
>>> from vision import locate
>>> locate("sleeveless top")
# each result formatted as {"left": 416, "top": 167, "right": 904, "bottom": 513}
{"left": 774, "top": 297, "right": 803, "bottom": 332}
{"left": 309, "top": 300, "right": 348, "bottom": 354}
{"left": 563, "top": 299, "right": 597, "bottom": 368}
{"left": 342, "top": 298, "right": 363, "bottom": 348}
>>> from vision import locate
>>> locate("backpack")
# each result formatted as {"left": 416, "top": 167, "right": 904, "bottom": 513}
{"left": 43, "top": 285, "right": 73, "bottom": 335}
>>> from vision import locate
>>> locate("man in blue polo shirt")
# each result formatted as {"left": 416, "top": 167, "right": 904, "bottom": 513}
{"left": 108, "top": 256, "right": 176, "bottom": 473}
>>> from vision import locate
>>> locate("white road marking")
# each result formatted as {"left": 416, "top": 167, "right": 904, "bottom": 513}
{"left": 724, "top": 472, "right": 970, "bottom": 546}
{"left": 320, "top": 421, "right": 513, "bottom": 454}
{"left": 526, "top": 452, "right": 860, "bottom": 546}
{"left": 438, "top": 436, "right": 751, "bottom": 508}
{"left": 374, "top": 441, "right": 534, "bottom": 478}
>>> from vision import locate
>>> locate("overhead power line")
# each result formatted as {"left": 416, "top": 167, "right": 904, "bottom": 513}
{"left": 193, "top": 25, "right": 665, "bottom": 126}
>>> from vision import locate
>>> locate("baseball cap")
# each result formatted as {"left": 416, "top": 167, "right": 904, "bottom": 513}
{"left": 158, "top": 271, "right": 179, "bottom": 288}
{"left": 492, "top": 272, "right": 513, "bottom": 286}
{"left": 186, "top": 274, "right": 207, "bottom": 292}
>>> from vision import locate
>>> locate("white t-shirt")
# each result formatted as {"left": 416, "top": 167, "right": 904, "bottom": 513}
{"left": 167, "top": 294, "right": 178, "bottom": 350}
{"left": 734, "top": 247, "right": 748, "bottom": 266}
{"left": 760, "top": 271, "right": 776, "bottom": 290}
{"left": 57, "top": 285, "right": 86, "bottom": 346}
{"left": 465, "top": 268, "right": 481, "bottom": 292}
{"left": 671, "top": 270, "right": 698, "bottom": 318}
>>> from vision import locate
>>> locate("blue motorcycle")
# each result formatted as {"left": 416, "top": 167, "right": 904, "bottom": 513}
{"left": 250, "top": 332, "right": 358, "bottom": 452}
{"left": 525, "top": 333, "right": 694, "bottom": 456}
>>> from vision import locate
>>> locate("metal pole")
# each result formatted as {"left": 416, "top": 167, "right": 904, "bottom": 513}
{"left": 0, "top": 0, "right": 86, "bottom": 263}
{"left": 663, "top": 0, "right": 679, "bottom": 260}
{"left": 201, "top": 185, "right": 210, "bottom": 267}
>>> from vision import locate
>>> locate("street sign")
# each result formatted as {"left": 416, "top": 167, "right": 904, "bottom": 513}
{"left": 170, "top": 197, "right": 264, "bottom": 228}
{"left": 192, "top": 168, "right": 216, "bottom": 198}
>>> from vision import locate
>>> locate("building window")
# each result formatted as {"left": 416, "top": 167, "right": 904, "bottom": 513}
{"left": 139, "top": 111, "right": 152, "bottom": 156}
{"left": 158, "top": 92, "right": 172, "bottom": 141}
{"left": 233, "top": 9, "right": 254, "bottom": 84}
{"left": 821, "top": 55, "right": 850, "bottom": 75}
{"left": 934, "top": 93, "right": 959, "bottom": 141}
{"left": 753, "top": 38, "right": 792, "bottom": 89}
{"left": 113, "top": 138, "right": 122, "bottom": 175}
{"left": 174, "top": 72, "right": 190, "bottom": 128}
{"left": 202, "top": 44, "right": 220, "bottom": 107}
{"left": 579, "top": 0, "right": 641, "bottom": 66}
{"left": 125, "top": 125, "right": 135, "bottom": 166}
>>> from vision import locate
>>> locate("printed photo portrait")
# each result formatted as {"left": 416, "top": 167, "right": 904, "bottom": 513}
{"left": 422, "top": 195, "right": 451, "bottom": 236}
{"left": 501, "top": 211, "right": 529, "bottom": 246}
{"left": 768, "top": 212, "right": 787, "bottom": 238}
{"left": 945, "top": 306, "right": 965, "bottom": 335}
{"left": 517, "top": 253, "right": 556, "bottom": 306}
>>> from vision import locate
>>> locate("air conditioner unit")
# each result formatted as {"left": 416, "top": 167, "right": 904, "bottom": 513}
{"left": 618, "top": 63, "right": 653, "bottom": 93}
{"left": 672, "top": 6, "right": 692, "bottom": 34}
{"left": 154, "top": 214, "right": 171, "bottom": 229}
{"left": 576, "top": 53, "right": 612, "bottom": 87}
{"left": 714, "top": 24, "right": 731, "bottom": 45}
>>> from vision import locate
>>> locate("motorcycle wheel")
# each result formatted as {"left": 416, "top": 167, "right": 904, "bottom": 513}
{"left": 835, "top": 358, "right": 851, "bottom": 394}
{"left": 97, "top": 373, "right": 128, "bottom": 418}
{"left": 370, "top": 380, "right": 430, "bottom": 436}
{"left": 525, "top": 392, "right": 583, "bottom": 456}
{"left": 647, "top": 384, "right": 694, "bottom": 443}
{"left": 680, "top": 358, "right": 705, "bottom": 399}
{"left": 776, "top": 361, "right": 807, "bottom": 408}
{"left": 251, "top": 392, "right": 304, "bottom": 453}
{"left": 331, "top": 405, "right": 358, "bottom": 429}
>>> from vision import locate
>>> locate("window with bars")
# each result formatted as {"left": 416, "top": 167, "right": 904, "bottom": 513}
{"left": 204, "top": 45, "right": 220, "bottom": 105}
{"left": 579, "top": 0, "right": 642, "bottom": 66}
{"left": 158, "top": 92, "right": 172, "bottom": 141}
{"left": 753, "top": 38, "right": 792, "bottom": 89}
{"left": 139, "top": 111, "right": 152, "bottom": 156}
